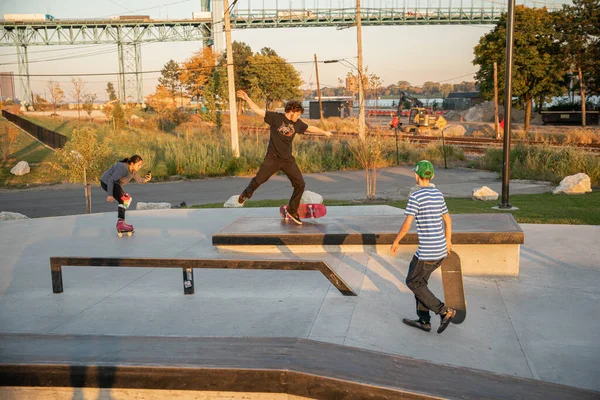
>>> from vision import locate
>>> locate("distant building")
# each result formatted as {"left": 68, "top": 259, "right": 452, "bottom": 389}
{"left": 0, "top": 72, "right": 16, "bottom": 101}
{"left": 443, "top": 91, "right": 483, "bottom": 110}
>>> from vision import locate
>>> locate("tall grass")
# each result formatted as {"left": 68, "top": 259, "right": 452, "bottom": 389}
{"left": 7, "top": 115, "right": 465, "bottom": 185}
{"left": 472, "top": 143, "right": 600, "bottom": 185}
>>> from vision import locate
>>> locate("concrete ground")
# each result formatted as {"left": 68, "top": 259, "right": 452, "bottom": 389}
{"left": 0, "top": 205, "right": 598, "bottom": 394}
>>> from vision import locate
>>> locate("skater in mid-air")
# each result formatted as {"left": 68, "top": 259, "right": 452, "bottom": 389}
{"left": 236, "top": 90, "right": 333, "bottom": 225}
{"left": 100, "top": 155, "right": 151, "bottom": 235}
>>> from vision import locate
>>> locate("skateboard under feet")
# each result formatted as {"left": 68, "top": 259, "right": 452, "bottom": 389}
{"left": 279, "top": 203, "right": 327, "bottom": 220}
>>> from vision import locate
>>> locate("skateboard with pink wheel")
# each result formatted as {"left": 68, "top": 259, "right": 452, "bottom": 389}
{"left": 279, "top": 203, "right": 327, "bottom": 220}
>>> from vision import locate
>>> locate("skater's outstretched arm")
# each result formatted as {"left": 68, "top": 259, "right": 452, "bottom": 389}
{"left": 305, "top": 125, "right": 333, "bottom": 137}
{"left": 237, "top": 90, "right": 265, "bottom": 117}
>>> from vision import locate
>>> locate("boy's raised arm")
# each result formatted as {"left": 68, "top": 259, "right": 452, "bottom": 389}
{"left": 237, "top": 90, "right": 265, "bottom": 117}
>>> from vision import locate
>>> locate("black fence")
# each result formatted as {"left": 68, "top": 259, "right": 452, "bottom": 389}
{"left": 1, "top": 110, "right": 67, "bottom": 149}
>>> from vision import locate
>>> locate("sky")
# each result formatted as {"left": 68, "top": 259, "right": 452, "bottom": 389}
{"left": 0, "top": 0, "right": 563, "bottom": 102}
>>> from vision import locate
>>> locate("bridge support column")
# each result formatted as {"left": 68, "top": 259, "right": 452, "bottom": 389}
{"left": 16, "top": 45, "right": 33, "bottom": 108}
{"left": 117, "top": 42, "right": 143, "bottom": 104}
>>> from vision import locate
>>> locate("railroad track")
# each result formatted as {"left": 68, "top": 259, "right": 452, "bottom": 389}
{"left": 239, "top": 126, "right": 600, "bottom": 154}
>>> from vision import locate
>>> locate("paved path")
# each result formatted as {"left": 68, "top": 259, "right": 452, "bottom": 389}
{"left": 0, "top": 166, "right": 552, "bottom": 218}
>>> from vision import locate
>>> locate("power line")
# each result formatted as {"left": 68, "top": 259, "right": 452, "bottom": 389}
{"left": 4, "top": 57, "right": 332, "bottom": 78}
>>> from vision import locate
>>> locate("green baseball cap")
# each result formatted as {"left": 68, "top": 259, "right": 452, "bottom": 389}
{"left": 414, "top": 160, "right": 435, "bottom": 179}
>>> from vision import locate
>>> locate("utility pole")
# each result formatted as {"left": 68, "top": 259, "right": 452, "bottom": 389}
{"left": 356, "top": 0, "right": 366, "bottom": 141}
{"left": 314, "top": 54, "right": 324, "bottom": 122}
{"left": 494, "top": 62, "right": 499, "bottom": 139}
{"left": 496, "top": 0, "right": 517, "bottom": 210}
{"left": 224, "top": 0, "right": 240, "bottom": 158}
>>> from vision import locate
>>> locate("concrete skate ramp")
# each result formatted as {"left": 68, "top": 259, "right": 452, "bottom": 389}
{"left": 0, "top": 334, "right": 596, "bottom": 400}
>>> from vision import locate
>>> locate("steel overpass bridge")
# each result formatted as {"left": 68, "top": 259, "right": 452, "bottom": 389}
{"left": 0, "top": 0, "right": 560, "bottom": 105}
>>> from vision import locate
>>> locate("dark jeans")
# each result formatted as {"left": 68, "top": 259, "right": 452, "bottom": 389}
{"left": 101, "top": 181, "right": 126, "bottom": 220}
{"left": 405, "top": 255, "right": 446, "bottom": 323}
{"left": 242, "top": 153, "right": 305, "bottom": 215}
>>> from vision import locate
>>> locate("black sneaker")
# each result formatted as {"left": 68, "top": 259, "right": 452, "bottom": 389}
{"left": 402, "top": 318, "right": 431, "bottom": 332}
{"left": 437, "top": 308, "right": 456, "bottom": 334}
{"left": 238, "top": 192, "right": 247, "bottom": 205}
{"left": 287, "top": 212, "right": 303, "bottom": 225}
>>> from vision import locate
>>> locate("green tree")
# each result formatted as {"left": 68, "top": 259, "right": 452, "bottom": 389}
{"left": 112, "top": 101, "right": 126, "bottom": 132}
{"left": 47, "top": 81, "right": 64, "bottom": 116}
{"left": 246, "top": 50, "right": 302, "bottom": 110}
{"left": 71, "top": 78, "right": 86, "bottom": 122}
{"left": 228, "top": 41, "right": 254, "bottom": 114}
{"left": 555, "top": 0, "right": 600, "bottom": 126}
{"left": 106, "top": 82, "right": 117, "bottom": 102}
{"left": 55, "top": 127, "right": 113, "bottom": 212}
{"left": 473, "top": 5, "right": 567, "bottom": 131}
{"left": 82, "top": 93, "right": 98, "bottom": 122}
{"left": 422, "top": 81, "right": 441, "bottom": 96}
{"left": 440, "top": 83, "right": 453, "bottom": 98}
{"left": 158, "top": 59, "right": 182, "bottom": 105}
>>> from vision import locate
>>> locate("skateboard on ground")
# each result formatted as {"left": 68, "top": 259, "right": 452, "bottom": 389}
{"left": 279, "top": 203, "right": 327, "bottom": 219}
{"left": 440, "top": 251, "right": 466, "bottom": 324}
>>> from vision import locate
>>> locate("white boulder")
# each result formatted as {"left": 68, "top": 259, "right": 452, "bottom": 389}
{"left": 10, "top": 161, "right": 30, "bottom": 176}
{"left": 301, "top": 190, "right": 323, "bottom": 204}
{"left": 472, "top": 186, "right": 499, "bottom": 201}
{"left": 136, "top": 202, "right": 172, "bottom": 210}
{"left": 552, "top": 173, "right": 592, "bottom": 195}
{"left": 224, "top": 195, "right": 244, "bottom": 208}
{"left": 0, "top": 211, "right": 29, "bottom": 221}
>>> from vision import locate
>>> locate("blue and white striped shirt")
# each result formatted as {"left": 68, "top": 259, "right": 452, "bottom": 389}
{"left": 405, "top": 187, "right": 449, "bottom": 261}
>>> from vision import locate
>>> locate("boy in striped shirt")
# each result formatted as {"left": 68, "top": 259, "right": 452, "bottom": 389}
{"left": 391, "top": 160, "right": 456, "bottom": 334}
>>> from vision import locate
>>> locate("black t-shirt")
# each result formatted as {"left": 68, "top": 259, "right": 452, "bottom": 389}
{"left": 264, "top": 111, "right": 308, "bottom": 159}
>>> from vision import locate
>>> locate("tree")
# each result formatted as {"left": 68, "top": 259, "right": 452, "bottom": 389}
{"left": 349, "top": 133, "right": 383, "bottom": 201}
{"left": 555, "top": 0, "right": 600, "bottom": 126}
{"left": 83, "top": 93, "right": 98, "bottom": 122}
{"left": 368, "top": 72, "right": 383, "bottom": 108}
{"left": 146, "top": 85, "right": 178, "bottom": 129}
{"left": 180, "top": 47, "right": 218, "bottom": 104}
{"left": 71, "top": 78, "right": 87, "bottom": 121}
{"left": 55, "top": 127, "right": 112, "bottom": 213}
{"left": 106, "top": 82, "right": 117, "bottom": 102}
{"left": 473, "top": 5, "right": 566, "bottom": 131}
{"left": 112, "top": 101, "right": 126, "bottom": 133}
{"left": 397, "top": 81, "right": 411, "bottom": 91}
{"left": 47, "top": 81, "right": 64, "bottom": 116}
{"left": 229, "top": 41, "right": 254, "bottom": 114}
{"left": 246, "top": 52, "right": 302, "bottom": 110}
{"left": 259, "top": 47, "right": 278, "bottom": 57}
{"left": 33, "top": 94, "right": 49, "bottom": 111}
{"left": 422, "top": 81, "right": 441, "bottom": 96}
{"left": 0, "top": 121, "right": 19, "bottom": 161}
{"left": 158, "top": 59, "right": 182, "bottom": 105}
{"left": 440, "top": 83, "right": 453, "bottom": 98}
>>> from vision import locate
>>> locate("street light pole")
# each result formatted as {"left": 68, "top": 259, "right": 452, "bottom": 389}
{"left": 356, "top": 0, "right": 366, "bottom": 141}
{"left": 498, "top": 0, "right": 517, "bottom": 210}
